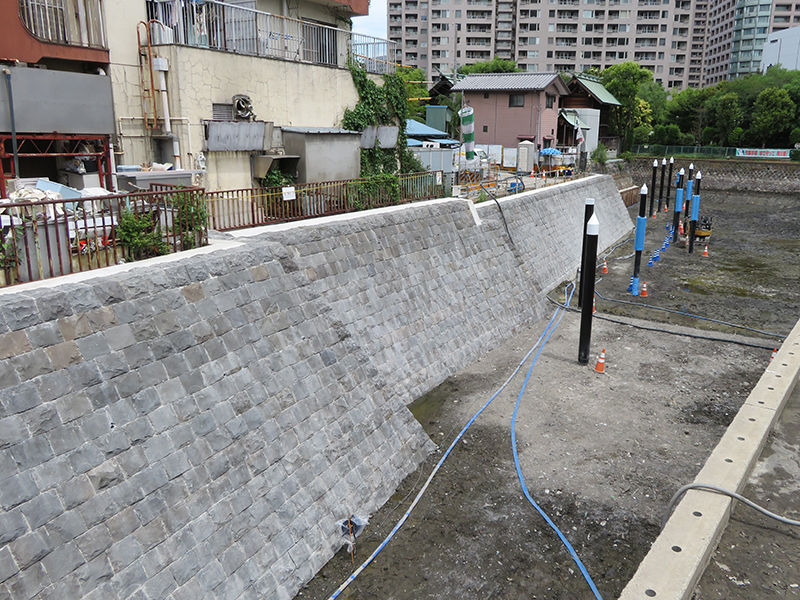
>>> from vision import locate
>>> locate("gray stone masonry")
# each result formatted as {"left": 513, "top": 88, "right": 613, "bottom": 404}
{"left": 609, "top": 157, "right": 800, "bottom": 193}
{"left": 0, "top": 175, "right": 632, "bottom": 600}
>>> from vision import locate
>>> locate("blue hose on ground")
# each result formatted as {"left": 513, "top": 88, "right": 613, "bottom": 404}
{"left": 326, "top": 306, "right": 563, "bottom": 599}
{"left": 510, "top": 282, "right": 605, "bottom": 600}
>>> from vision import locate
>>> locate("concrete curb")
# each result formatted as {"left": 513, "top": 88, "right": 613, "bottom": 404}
{"left": 618, "top": 317, "right": 800, "bottom": 600}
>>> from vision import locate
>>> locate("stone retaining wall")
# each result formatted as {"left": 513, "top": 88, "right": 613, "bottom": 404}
{"left": 0, "top": 175, "right": 632, "bottom": 600}
{"left": 601, "top": 157, "right": 800, "bottom": 193}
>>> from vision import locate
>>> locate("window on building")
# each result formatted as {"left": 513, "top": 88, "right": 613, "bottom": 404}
{"left": 483, "top": 125, "right": 489, "bottom": 132}
{"left": 509, "top": 94, "right": 525, "bottom": 107}
{"left": 546, "top": 95, "right": 555, "bottom": 108}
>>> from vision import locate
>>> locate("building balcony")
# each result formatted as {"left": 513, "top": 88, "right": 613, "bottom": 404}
{"left": 147, "top": 0, "right": 395, "bottom": 73}
{"left": 2, "top": 0, "right": 109, "bottom": 64}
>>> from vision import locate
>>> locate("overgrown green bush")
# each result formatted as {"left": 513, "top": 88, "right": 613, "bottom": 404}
{"left": 591, "top": 144, "right": 608, "bottom": 165}
{"left": 118, "top": 210, "right": 170, "bottom": 262}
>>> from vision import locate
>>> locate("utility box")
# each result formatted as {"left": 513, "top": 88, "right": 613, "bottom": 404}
{"left": 517, "top": 141, "right": 537, "bottom": 174}
{"left": 281, "top": 127, "right": 361, "bottom": 183}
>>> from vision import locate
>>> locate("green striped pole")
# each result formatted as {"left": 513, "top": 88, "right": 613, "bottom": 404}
{"left": 458, "top": 107, "right": 475, "bottom": 160}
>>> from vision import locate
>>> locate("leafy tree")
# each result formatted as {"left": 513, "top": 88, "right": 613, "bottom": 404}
{"left": 701, "top": 126, "right": 718, "bottom": 146}
{"left": 459, "top": 58, "right": 522, "bottom": 74}
{"left": 790, "top": 127, "right": 800, "bottom": 146}
{"left": 749, "top": 87, "right": 795, "bottom": 147}
{"left": 600, "top": 62, "right": 653, "bottom": 150}
{"left": 652, "top": 123, "right": 681, "bottom": 145}
{"left": 637, "top": 80, "right": 668, "bottom": 124}
{"left": 729, "top": 127, "right": 744, "bottom": 147}
{"left": 666, "top": 87, "right": 716, "bottom": 143}
{"left": 632, "top": 124, "right": 652, "bottom": 145}
{"left": 396, "top": 67, "right": 430, "bottom": 123}
{"left": 705, "top": 92, "right": 742, "bottom": 146}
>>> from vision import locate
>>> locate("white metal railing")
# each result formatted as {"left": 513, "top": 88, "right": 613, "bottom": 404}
{"left": 145, "top": 0, "right": 396, "bottom": 74}
{"left": 19, "top": 0, "right": 107, "bottom": 48}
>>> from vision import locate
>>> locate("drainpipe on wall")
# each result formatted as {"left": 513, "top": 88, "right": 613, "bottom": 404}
{"left": 152, "top": 57, "right": 182, "bottom": 169}
{"left": 2, "top": 68, "right": 20, "bottom": 183}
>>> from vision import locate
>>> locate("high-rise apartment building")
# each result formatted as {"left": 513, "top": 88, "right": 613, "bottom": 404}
{"left": 388, "top": 0, "right": 800, "bottom": 90}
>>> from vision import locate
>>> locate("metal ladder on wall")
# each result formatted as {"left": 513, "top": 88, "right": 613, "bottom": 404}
{"left": 136, "top": 21, "right": 160, "bottom": 130}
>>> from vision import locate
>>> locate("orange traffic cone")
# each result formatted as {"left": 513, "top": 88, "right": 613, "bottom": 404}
{"left": 594, "top": 349, "right": 606, "bottom": 374}
{"left": 593, "top": 295, "right": 597, "bottom": 314}
{"left": 602, "top": 260, "right": 608, "bottom": 274}
{"left": 771, "top": 348, "right": 777, "bottom": 361}
{"left": 641, "top": 282, "right": 648, "bottom": 297}
{"left": 702, "top": 245, "right": 709, "bottom": 257}
{"left": 679, "top": 220, "right": 684, "bottom": 235}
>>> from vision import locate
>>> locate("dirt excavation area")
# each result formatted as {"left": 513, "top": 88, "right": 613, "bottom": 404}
{"left": 295, "top": 189, "right": 800, "bottom": 600}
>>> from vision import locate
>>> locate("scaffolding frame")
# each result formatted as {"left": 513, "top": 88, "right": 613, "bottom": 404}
{"left": 0, "top": 133, "right": 112, "bottom": 197}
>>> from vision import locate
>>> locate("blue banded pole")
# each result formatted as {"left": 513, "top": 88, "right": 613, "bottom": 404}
{"left": 631, "top": 184, "right": 648, "bottom": 296}
{"left": 671, "top": 168, "right": 685, "bottom": 243}
{"left": 684, "top": 163, "right": 694, "bottom": 237}
{"left": 688, "top": 171, "right": 702, "bottom": 254}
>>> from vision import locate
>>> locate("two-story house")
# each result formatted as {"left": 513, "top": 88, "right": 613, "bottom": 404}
{"left": 450, "top": 72, "right": 570, "bottom": 150}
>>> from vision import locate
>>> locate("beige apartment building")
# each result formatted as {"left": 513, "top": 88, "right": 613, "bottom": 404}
{"left": 388, "top": 0, "right": 800, "bottom": 91}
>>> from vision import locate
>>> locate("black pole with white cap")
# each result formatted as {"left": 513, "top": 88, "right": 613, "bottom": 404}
{"left": 578, "top": 213, "right": 599, "bottom": 365}
{"left": 578, "top": 197, "right": 595, "bottom": 308}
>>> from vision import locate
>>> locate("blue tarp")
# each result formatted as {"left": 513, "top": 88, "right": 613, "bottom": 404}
{"left": 406, "top": 119, "right": 450, "bottom": 138}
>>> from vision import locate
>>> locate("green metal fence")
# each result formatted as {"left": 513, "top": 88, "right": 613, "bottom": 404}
{"left": 631, "top": 145, "right": 738, "bottom": 158}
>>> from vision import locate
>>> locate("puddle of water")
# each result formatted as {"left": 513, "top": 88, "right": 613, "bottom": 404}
{"left": 409, "top": 377, "right": 459, "bottom": 431}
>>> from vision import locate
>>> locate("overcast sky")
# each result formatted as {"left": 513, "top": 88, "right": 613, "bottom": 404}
{"left": 352, "top": 1, "right": 387, "bottom": 39}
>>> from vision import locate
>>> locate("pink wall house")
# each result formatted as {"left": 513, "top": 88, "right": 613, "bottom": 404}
{"left": 451, "top": 72, "right": 570, "bottom": 149}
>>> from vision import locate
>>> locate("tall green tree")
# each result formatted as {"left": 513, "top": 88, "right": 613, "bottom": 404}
{"left": 705, "top": 92, "right": 742, "bottom": 146}
{"left": 666, "top": 86, "right": 716, "bottom": 143}
{"left": 749, "top": 87, "right": 796, "bottom": 147}
{"left": 600, "top": 62, "right": 653, "bottom": 150}
{"left": 637, "top": 80, "right": 668, "bottom": 125}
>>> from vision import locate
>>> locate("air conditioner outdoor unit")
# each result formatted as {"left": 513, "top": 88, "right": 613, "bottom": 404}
{"left": 233, "top": 94, "right": 255, "bottom": 121}
{"left": 422, "top": 141, "right": 440, "bottom": 148}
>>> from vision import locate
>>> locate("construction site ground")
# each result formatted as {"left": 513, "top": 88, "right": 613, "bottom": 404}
{"left": 295, "top": 188, "right": 800, "bottom": 600}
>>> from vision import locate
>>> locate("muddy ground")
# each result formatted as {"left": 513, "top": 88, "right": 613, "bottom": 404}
{"left": 295, "top": 189, "right": 800, "bottom": 600}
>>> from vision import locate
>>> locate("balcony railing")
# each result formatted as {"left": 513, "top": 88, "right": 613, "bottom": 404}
{"left": 145, "top": 0, "right": 396, "bottom": 74}
{"left": 19, "top": 0, "right": 107, "bottom": 48}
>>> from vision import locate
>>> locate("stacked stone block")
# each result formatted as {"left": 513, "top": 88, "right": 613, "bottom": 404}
{"left": 0, "top": 175, "right": 632, "bottom": 600}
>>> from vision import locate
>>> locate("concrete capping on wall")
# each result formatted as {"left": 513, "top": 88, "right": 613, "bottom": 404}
{"left": 0, "top": 175, "right": 633, "bottom": 600}
{"left": 619, "top": 317, "right": 800, "bottom": 600}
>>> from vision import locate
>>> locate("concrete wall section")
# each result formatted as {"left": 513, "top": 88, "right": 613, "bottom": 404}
{"left": 0, "top": 175, "right": 633, "bottom": 600}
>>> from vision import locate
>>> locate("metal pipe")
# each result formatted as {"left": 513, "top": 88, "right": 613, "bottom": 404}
{"left": 2, "top": 68, "right": 20, "bottom": 183}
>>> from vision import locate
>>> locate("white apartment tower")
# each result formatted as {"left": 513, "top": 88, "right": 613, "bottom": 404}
{"left": 388, "top": 0, "right": 800, "bottom": 90}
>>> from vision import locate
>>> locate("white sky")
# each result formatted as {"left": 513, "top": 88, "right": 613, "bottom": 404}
{"left": 352, "top": 0, "right": 388, "bottom": 39}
